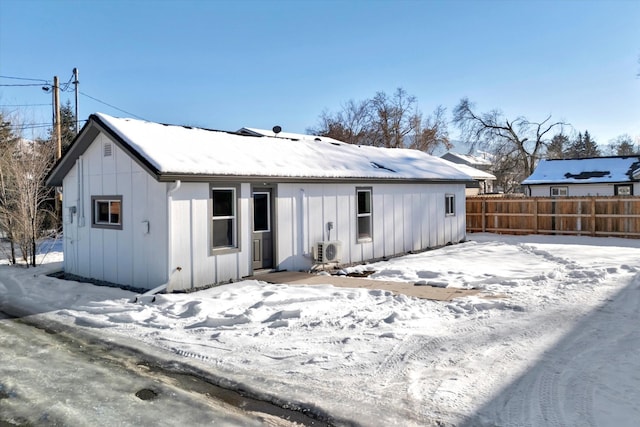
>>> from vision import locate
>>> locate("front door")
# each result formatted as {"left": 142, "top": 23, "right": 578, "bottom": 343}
{"left": 252, "top": 189, "right": 273, "bottom": 270}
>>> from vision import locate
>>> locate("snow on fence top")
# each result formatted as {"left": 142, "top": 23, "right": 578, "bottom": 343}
{"left": 96, "top": 113, "right": 472, "bottom": 181}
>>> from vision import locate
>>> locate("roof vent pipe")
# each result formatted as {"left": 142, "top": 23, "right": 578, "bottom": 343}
{"left": 272, "top": 125, "right": 282, "bottom": 136}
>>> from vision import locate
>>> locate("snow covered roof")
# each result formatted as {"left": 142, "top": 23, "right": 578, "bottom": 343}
{"left": 522, "top": 156, "right": 640, "bottom": 185}
{"left": 237, "top": 127, "right": 344, "bottom": 145}
{"left": 48, "top": 113, "right": 474, "bottom": 185}
{"left": 443, "top": 161, "right": 496, "bottom": 180}
{"left": 441, "top": 151, "right": 492, "bottom": 167}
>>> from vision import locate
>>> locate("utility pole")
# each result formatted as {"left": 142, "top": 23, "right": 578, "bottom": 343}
{"left": 53, "top": 75, "right": 62, "bottom": 160}
{"left": 73, "top": 68, "right": 79, "bottom": 133}
{"left": 53, "top": 75, "right": 62, "bottom": 229}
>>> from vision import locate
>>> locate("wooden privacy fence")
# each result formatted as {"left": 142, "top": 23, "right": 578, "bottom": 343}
{"left": 466, "top": 196, "right": 640, "bottom": 238}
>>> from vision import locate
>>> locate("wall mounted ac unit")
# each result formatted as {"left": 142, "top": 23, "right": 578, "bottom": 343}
{"left": 315, "top": 241, "right": 341, "bottom": 263}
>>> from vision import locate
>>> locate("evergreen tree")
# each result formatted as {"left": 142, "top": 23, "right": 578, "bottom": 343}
{"left": 565, "top": 132, "right": 582, "bottom": 158}
{"left": 546, "top": 133, "right": 568, "bottom": 159}
{"left": 582, "top": 130, "right": 600, "bottom": 157}
{"left": 566, "top": 130, "right": 600, "bottom": 158}
{"left": 47, "top": 100, "right": 77, "bottom": 156}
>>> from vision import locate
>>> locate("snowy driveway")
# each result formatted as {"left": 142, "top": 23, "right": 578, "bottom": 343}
{"left": 2, "top": 233, "right": 640, "bottom": 426}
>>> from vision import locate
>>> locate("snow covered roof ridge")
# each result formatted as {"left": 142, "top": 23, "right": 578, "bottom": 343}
{"left": 76, "top": 113, "right": 473, "bottom": 182}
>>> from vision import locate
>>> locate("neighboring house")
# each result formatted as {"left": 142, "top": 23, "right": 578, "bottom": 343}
{"left": 441, "top": 161, "right": 496, "bottom": 196}
{"left": 522, "top": 156, "right": 640, "bottom": 197}
{"left": 441, "top": 151, "right": 493, "bottom": 172}
{"left": 237, "top": 126, "right": 344, "bottom": 144}
{"left": 46, "top": 113, "right": 472, "bottom": 292}
{"left": 440, "top": 152, "right": 496, "bottom": 195}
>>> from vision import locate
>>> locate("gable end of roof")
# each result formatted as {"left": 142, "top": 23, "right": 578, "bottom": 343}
{"left": 46, "top": 114, "right": 161, "bottom": 187}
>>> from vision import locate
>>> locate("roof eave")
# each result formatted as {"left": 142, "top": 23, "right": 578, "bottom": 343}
{"left": 155, "top": 173, "right": 473, "bottom": 185}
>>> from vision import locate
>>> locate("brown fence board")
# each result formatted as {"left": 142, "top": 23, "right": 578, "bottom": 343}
{"left": 466, "top": 196, "right": 640, "bottom": 239}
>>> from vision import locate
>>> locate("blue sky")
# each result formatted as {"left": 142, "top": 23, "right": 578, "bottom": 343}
{"left": 1, "top": 0, "right": 639, "bottom": 149}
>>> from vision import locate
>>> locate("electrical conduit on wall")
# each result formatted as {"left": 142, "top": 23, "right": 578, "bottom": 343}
{"left": 166, "top": 180, "right": 181, "bottom": 292}
{"left": 299, "top": 188, "right": 306, "bottom": 265}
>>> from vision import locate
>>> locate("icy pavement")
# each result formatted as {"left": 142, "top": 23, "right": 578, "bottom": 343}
{"left": 2, "top": 233, "right": 640, "bottom": 426}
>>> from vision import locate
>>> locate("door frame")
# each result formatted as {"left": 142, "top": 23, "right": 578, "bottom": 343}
{"left": 251, "top": 185, "right": 276, "bottom": 271}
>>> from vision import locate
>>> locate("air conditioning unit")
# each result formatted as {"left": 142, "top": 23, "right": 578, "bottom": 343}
{"left": 315, "top": 241, "right": 341, "bottom": 263}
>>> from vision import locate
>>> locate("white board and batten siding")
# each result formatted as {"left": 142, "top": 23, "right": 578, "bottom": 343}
{"left": 276, "top": 182, "right": 466, "bottom": 272}
{"left": 163, "top": 180, "right": 465, "bottom": 290}
{"left": 167, "top": 183, "right": 252, "bottom": 292}
{"left": 62, "top": 133, "right": 168, "bottom": 289}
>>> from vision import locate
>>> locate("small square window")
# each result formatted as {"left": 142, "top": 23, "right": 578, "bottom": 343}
{"left": 445, "top": 194, "right": 455, "bottom": 216}
{"left": 550, "top": 186, "right": 568, "bottom": 197}
{"left": 91, "top": 196, "right": 122, "bottom": 230}
{"left": 615, "top": 184, "right": 633, "bottom": 196}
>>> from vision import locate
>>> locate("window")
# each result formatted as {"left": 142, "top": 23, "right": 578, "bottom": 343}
{"left": 357, "top": 188, "right": 372, "bottom": 240}
{"left": 211, "top": 188, "right": 237, "bottom": 249}
{"left": 550, "top": 186, "right": 568, "bottom": 197}
{"left": 91, "top": 196, "right": 122, "bottom": 230}
{"left": 615, "top": 184, "right": 633, "bottom": 196}
{"left": 445, "top": 194, "right": 455, "bottom": 216}
{"left": 253, "top": 192, "right": 270, "bottom": 232}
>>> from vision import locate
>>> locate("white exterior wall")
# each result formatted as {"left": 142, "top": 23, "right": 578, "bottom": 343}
{"left": 528, "top": 183, "right": 640, "bottom": 197}
{"left": 276, "top": 182, "right": 466, "bottom": 272}
{"left": 167, "top": 182, "right": 251, "bottom": 291}
{"left": 63, "top": 139, "right": 466, "bottom": 291}
{"left": 61, "top": 133, "right": 168, "bottom": 290}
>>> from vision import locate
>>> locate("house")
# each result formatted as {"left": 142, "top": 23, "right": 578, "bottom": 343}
{"left": 440, "top": 161, "right": 496, "bottom": 196}
{"left": 441, "top": 151, "right": 493, "bottom": 171}
{"left": 46, "top": 113, "right": 472, "bottom": 292}
{"left": 440, "top": 152, "right": 496, "bottom": 194}
{"left": 522, "top": 156, "right": 640, "bottom": 197}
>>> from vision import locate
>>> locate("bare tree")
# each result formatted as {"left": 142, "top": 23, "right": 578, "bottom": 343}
{"left": 369, "top": 88, "right": 417, "bottom": 148}
{"left": 453, "top": 98, "right": 566, "bottom": 190}
{"left": 406, "top": 105, "right": 450, "bottom": 152}
{"left": 309, "top": 88, "right": 451, "bottom": 154}
{"left": 0, "top": 112, "right": 19, "bottom": 264}
{"left": 0, "top": 114, "right": 56, "bottom": 266}
{"left": 313, "top": 99, "right": 372, "bottom": 145}
{"left": 606, "top": 134, "right": 636, "bottom": 156}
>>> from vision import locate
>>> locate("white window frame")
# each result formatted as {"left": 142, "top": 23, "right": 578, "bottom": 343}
{"left": 550, "top": 186, "right": 568, "bottom": 197}
{"left": 211, "top": 186, "right": 238, "bottom": 252}
{"left": 91, "top": 196, "right": 122, "bottom": 230}
{"left": 445, "top": 194, "right": 456, "bottom": 216}
{"left": 615, "top": 184, "right": 632, "bottom": 196}
{"left": 356, "top": 187, "right": 372, "bottom": 241}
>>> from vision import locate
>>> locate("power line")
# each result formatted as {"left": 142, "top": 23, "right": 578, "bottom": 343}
{"left": 60, "top": 73, "right": 75, "bottom": 92}
{"left": 0, "top": 83, "right": 48, "bottom": 87}
{"left": 0, "top": 103, "right": 51, "bottom": 107}
{"left": 0, "top": 75, "right": 50, "bottom": 83}
{"left": 80, "top": 91, "right": 146, "bottom": 120}
{"left": 0, "top": 120, "right": 88, "bottom": 131}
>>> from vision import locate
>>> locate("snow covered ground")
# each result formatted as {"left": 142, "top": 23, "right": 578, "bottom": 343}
{"left": 1, "top": 233, "right": 640, "bottom": 426}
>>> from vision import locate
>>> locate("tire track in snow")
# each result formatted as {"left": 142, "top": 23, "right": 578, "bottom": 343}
{"left": 471, "top": 273, "right": 640, "bottom": 427}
